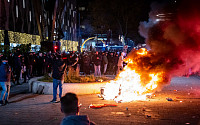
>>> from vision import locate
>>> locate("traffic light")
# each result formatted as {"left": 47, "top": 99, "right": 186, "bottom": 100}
{"left": 54, "top": 46, "right": 58, "bottom": 52}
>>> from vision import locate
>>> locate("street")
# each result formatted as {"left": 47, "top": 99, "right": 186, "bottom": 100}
{"left": 0, "top": 76, "right": 200, "bottom": 125}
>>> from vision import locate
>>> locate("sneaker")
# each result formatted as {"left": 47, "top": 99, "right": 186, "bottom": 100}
{"left": 51, "top": 100, "right": 60, "bottom": 103}
{"left": 50, "top": 100, "right": 60, "bottom": 103}
{"left": 0, "top": 100, "right": 4, "bottom": 106}
{"left": 4, "top": 100, "right": 9, "bottom": 105}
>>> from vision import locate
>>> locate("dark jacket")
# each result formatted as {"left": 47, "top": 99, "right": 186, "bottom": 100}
{"left": 102, "top": 55, "right": 108, "bottom": 64}
{"left": 83, "top": 55, "right": 90, "bottom": 66}
{"left": 52, "top": 58, "right": 67, "bottom": 80}
{"left": 92, "top": 54, "right": 102, "bottom": 66}
{"left": 0, "top": 62, "right": 10, "bottom": 82}
{"left": 60, "top": 115, "right": 95, "bottom": 125}
{"left": 14, "top": 56, "right": 21, "bottom": 70}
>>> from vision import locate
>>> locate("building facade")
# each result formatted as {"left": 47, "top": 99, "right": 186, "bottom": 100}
{"left": 0, "top": 0, "right": 78, "bottom": 52}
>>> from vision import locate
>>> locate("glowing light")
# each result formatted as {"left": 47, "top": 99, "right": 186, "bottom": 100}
{"left": 137, "top": 48, "right": 148, "bottom": 55}
{"left": 103, "top": 48, "right": 164, "bottom": 102}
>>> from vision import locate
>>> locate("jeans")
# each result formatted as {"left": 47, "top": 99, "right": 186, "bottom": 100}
{"left": 117, "top": 66, "right": 123, "bottom": 74}
{"left": 94, "top": 65, "right": 101, "bottom": 77}
{"left": 103, "top": 64, "right": 108, "bottom": 74}
{"left": 53, "top": 79, "right": 64, "bottom": 101}
{"left": 0, "top": 82, "right": 6, "bottom": 101}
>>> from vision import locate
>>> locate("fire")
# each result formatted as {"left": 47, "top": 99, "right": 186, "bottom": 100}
{"left": 103, "top": 48, "right": 165, "bottom": 102}
{"left": 137, "top": 48, "right": 148, "bottom": 55}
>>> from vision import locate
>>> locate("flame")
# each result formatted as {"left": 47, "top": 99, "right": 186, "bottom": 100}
{"left": 137, "top": 48, "right": 148, "bottom": 55}
{"left": 103, "top": 48, "right": 165, "bottom": 102}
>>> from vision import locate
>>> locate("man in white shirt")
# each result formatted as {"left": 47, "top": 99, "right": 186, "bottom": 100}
{"left": 117, "top": 52, "right": 124, "bottom": 74}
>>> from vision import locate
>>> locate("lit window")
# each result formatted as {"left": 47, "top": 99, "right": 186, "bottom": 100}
{"left": 79, "top": 7, "right": 85, "bottom": 11}
{"left": 16, "top": 5, "right": 18, "bottom": 18}
{"left": 40, "top": 15, "right": 41, "bottom": 23}
{"left": 80, "top": 25, "right": 85, "bottom": 29}
{"left": 29, "top": 11, "right": 31, "bottom": 21}
{"left": 23, "top": 0, "right": 25, "bottom": 8}
{"left": 48, "top": 18, "right": 50, "bottom": 25}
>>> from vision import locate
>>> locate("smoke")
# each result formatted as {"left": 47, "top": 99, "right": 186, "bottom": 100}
{"left": 138, "top": 0, "right": 200, "bottom": 83}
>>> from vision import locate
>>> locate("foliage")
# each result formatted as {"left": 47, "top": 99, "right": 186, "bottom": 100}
{"left": 11, "top": 44, "right": 31, "bottom": 54}
{"left": 38, "top": 73, "right": 53, "bottom": 82}
{"left": 0, "top": 30, "right": 4, "bottom": 43}
{"left": 38, "top": 68, "right": 108, "bottom": 83}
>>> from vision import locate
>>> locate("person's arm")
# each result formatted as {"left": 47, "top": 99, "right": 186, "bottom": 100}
{"left": 71, "top": 57, "right": 79, "bottom": 66}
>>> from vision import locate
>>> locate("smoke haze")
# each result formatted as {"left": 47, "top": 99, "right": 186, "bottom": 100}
{"left": 137, "top": 0, "right": 200, "bottom": 83}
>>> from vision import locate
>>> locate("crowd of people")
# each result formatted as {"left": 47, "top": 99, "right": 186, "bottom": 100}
{"left": 0, "top": 49, "right": 128, "bottom": 124}
{"left": 0, "top": 50, "right": 127, "bottom": 105}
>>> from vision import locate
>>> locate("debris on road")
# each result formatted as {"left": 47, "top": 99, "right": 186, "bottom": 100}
{"left": 146, "top": 115, "right": 151, "bottom": 118}
{"left": 166, "top": 97, "right": 173, "bottom": 101}
{"left": 89, "top": 104, "right": 117, "bottom": 109}
{"left": 126, "top": 113, "right": 131, "bottom": 117}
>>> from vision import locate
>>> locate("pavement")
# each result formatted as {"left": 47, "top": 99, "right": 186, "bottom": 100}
{"left": 0, "top": 76, "right": 200, "bottom": 125}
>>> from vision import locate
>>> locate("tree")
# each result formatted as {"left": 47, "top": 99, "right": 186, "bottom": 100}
{"left": 90, "top": 0, "right": 152, "bottom": 44}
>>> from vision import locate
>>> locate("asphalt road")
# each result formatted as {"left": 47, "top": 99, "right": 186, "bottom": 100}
{"left": 0, "top": 76, "right": 200, "bottom": 125}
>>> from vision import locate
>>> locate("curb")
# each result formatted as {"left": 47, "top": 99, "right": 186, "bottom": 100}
{"left": 28, "top": 77, "right": 107, "bottom": 95}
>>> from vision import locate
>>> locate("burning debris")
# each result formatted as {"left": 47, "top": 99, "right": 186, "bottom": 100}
{"left": 101, "top": 48, "right": 167, "bottom": 102}
{"left": 101, "top": 0, "right": 200, "bottom": 102}
{"left": 89, "top": 104, "right": 117, "bottom": 109}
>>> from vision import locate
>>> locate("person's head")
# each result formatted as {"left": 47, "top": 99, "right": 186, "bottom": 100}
{"left": 60, "top": 93, "right": 79, "bottom": 116}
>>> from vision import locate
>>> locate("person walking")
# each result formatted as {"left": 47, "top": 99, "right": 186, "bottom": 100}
{"left": 50, "top": 54, "right": 67, "bottom": 103}
{"left": 113, "top": 53, "right": 119, "bottom": 75}
{"left": 102, "top": 52, "right": 108, "bottom": 75}
{"left": 83, "top": 53, "right": 90, "bottom": 75}
{"left": 13, "top": 52, "right": 21, "bottom": 85}
{"left": 0, "top": 56, "right": 11, "bottom": 106}
{"left": 92, "top": 51, "right": 102, "bottom": 77}
{"left": 117, "top": 52, "right": 124, "bottom": 74}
